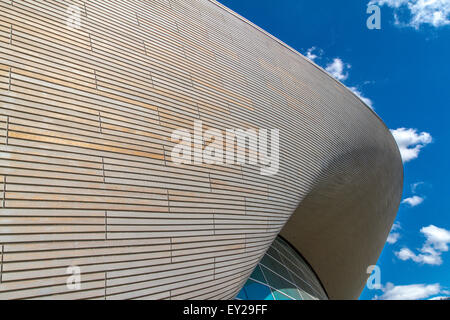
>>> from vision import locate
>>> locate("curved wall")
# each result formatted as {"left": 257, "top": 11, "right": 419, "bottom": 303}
{"left": 0, "top": 0, "right": 402, "bottom": 299}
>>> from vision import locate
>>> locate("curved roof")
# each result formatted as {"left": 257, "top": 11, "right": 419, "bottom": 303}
{"left": 281, "top": 133, "right": 403, "bottom": 299}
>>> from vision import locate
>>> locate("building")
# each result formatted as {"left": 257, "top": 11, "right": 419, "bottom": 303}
{"left": 0, "top": 0, "right": 403, "bottom": 300}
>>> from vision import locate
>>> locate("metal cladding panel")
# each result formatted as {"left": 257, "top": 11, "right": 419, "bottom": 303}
{"left": 0, "top": 0, "right": 402, "bottom": 299}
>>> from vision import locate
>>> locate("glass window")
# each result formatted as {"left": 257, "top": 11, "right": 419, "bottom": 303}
{"left": 236, "top": 236, "right": 328, "bottom": 300}
{"left": 243, "top": 279, "right": 274, "bottom": 300}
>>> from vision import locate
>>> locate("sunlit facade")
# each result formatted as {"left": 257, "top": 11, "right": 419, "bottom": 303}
{"left": 0, "top": 0, "right": 402, "bottom": 300}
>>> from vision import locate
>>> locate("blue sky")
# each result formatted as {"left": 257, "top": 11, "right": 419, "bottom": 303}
{"left": 217, "top": 0, "right": 450, "bottom": 300}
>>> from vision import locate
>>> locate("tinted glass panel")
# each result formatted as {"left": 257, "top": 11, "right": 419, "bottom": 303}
{"left": 236, "top": 236, "right": 328, "bottom": 300}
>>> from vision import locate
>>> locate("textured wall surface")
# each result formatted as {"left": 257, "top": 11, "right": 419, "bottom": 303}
{"left": 0, "top": 0, "right": 402, "bottom": 299}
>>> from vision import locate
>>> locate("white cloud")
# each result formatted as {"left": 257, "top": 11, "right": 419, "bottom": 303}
{"left": 378, "top": 282, "right": 441, "bottom": 300}
{"left": 396, "top": 247, "right": 442, "bottom": 265}
{"left": 390, "top": 128, "right": 432, "bottom": 162}
{"left": 387, "top": 232, "right": 401, "bottom": 244}
{"left": 305, "top": 51, "right": 374, "bottom": 109}
{"left": 395, "top": 225, "right": 450, "bottom": 266}
{"left": 429, "top": 296, "right": 450, "bottom": 300}
{"left": 387, "top": 222, "right": 402, "bottom": 244}
{"left": 402, "top": 182, "right": 427, "bottom": 208}
{"left": 349, "top": 86, "right": 374, "bottom": 109}
{"left": 411, "top": 181, "right": 424, "bottom": 193}
{"left": 396, "top": 247, "right": 420, "bottom": 260}
{"left": 422, "top": 225, "right": 450, "bottom": 251}
{"left": 402, "top": 195, "right": 424, "bottom": 207}
{"left": 392, "top": 222, "right": 401, "bottom": 231}
{"left": 369, "top": 0, "right": 450, "bottom": 28}
{"left": 325, "top": 58, "right": 351, "bottom": 81}
{"left": 305, "top": 47, "right": 320, "bottom": 61}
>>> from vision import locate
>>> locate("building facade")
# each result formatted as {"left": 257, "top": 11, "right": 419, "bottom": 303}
{"left": 0, "top": 0, "right": 402, "bottom": 300}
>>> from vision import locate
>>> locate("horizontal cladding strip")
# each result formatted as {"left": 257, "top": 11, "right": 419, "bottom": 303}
{"left": 1, "top": 246, "right": 265, "bottom": 278}
{"left": 0, "top": 82, "right": 162, "bottom": 128}
{"left": 5, "top": 24, "right": 237, "bottom": 99}
{"left": 7, "top": 131, "right": 165, "bottom": 160}
{"left": 0, "top": 14, "right": 262, "bottom": 112}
